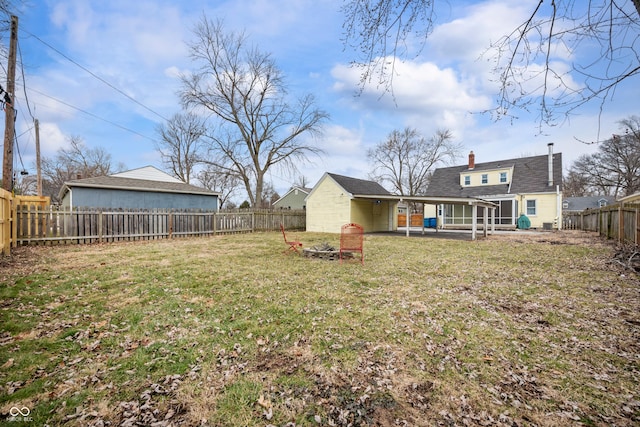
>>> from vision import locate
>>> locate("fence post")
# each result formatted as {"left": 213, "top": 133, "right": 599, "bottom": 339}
{"left": 169, "top": 212, "right": 173, "bottom": 239}
{"left": 98, "top": 211, "right": 103, "bottom": 243}
{"left": 618, "top": 205, "right": 623, "bottom": 244}
{"left": 636, "top": 207, "right": 639, "bottom": 246}
{"left": 1, "top": 189, "right": 11, "bottom": 255}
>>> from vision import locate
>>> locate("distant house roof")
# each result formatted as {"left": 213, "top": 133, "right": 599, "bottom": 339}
{"left": 425, "top": 152, "right": 563, "bottom": 197}
{"left": 563, "top": 196, "right": 616, "bottom": 211}
{"left": 274, "top": 186, "right": 311, "bottom": 201}
{"left": 59, "top": 166, "right": 219, "bottom": 200}
{"left": 273, "top": 186, "right": 312, "bottom": 207}
{"left": 110, "top": 165, "right": 184, "bottom": 183}
{"left": 326, "top": 172, "right": 392, "bottom": 196}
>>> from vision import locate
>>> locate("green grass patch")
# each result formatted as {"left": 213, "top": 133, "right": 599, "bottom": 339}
{"left": 1, "top": 231, "right": 638, "bottom": 426}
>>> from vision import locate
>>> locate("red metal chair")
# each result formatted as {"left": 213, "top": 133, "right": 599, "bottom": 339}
{"left": 280, "top": 224, "right": 302, "bottom": 254}
{"left": 340, "top": 223, "right": 364, "bottom": 265}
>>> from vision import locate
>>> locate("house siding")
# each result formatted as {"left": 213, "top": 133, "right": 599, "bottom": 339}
{"left": 520, "top": 192, "right": 559, "bottom": 228}
{"left": 350, "top": 199, "right": 395, "bottom": 232}
{"left": 460, "top": 167, "right": 513, "bottom": 187}
{"left": 63, "top": 187, "right": 218, "bottom": 210}
{"left": 273, "top": 189, "right": 308, "bottom": 210}
{"left": 306, "top": 178, "right": 351, "bottom": 232}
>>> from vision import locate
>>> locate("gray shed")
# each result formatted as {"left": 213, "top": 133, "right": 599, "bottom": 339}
{"left": 59, "top": 166, "right": 219, "bottom": 210}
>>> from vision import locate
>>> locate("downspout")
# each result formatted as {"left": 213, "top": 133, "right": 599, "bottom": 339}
{"left": 547, "top": 143, "right": 554, "bottom": 187}
{"left": 556, "top": 185, "right": 562, "bottom": 230}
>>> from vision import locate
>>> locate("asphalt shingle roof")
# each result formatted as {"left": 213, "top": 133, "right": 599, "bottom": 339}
{"left": 63, "top": 176, "right": 218, "bottom": 196}
{"left": 425, "top": 153, "right": 563, "bottom": 197}
{"left": 327, "top": 173, "right": 392, "bottom": 196}
{"left": 563, "top": 196, "right": 615, "bottom": 211}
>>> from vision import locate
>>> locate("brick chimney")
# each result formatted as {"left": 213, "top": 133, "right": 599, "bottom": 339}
{"left": 468, "top": 151, "right": 475, "bottom": 169}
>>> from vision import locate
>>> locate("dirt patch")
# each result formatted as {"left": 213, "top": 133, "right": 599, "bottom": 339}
{"left": 489, "top": 229, "right": 606, "bottom": 246}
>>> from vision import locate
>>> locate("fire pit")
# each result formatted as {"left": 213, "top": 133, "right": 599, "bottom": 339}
{"left": 303, "top": 242, "right": 351, "bottom": 260}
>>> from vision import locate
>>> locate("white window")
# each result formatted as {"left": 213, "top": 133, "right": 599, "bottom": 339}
{"left": 598, "top": 199, "right": 607, "bottom": 207}
{"left": 563, "top": 201, "right": 569, "bottom": 209}
{"left": 500, "top": 172, "right": 507, "bottom": 183}
{"left": 464, "top": 175, "right": 471, "bottom": 186}
{"left": 526, "top": 200, "right": 537, "bottom": 216}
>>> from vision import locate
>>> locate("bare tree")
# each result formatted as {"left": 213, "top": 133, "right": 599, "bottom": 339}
{"left": 155, "top": 112, "right": 206, "bottom": 184}
{"left": 368, "top": 127, "right": 461, "bottom": 196}
{"left": 490, "top": 1, "right": 640, "bottom": 127}
{"left": 40, "top": 136, "right": 126, "bottom": 203}
{"left": 293, "top": 175, "right": 311, "bottom": 189}
{"left": 568, "top": 116, "right": 640, "bottom": 197}
{"left": 0, "top": 1, "right": 20, "bottom": 35}
{"left": 12, "top": 173, "right": 36, "bottom": 195}
{"left": 342, "top": 1, "right": 640, "bottom": 126}
{"left": 562, "top": 169, "right": 594, "bottom": 197}
{"left": 197, "top": 163, "right": 243, "bottom": 209}
{"left": 180, "top": 17, "right": 328, "bottom": 208}
{"left": 261, "top": 182, "right": 279, "bottom": 209}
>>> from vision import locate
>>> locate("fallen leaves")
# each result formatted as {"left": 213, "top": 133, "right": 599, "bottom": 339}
{"left": 1, "top": 231, "right": 639, "bottom": 426}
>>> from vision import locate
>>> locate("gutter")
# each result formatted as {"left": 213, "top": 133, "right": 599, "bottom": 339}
{"left": 60, "top": 182, "right": 219, "bottom": 197}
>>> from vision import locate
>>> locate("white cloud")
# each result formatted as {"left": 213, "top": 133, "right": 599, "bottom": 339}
{"left": 10, "top": 0, "right": 637, "bottom": 196}
{"left": 331, "top": 58, "right": 490, "bottom": 137}
{"left": 39, "top": 122, "right": 69, "bottom": 155}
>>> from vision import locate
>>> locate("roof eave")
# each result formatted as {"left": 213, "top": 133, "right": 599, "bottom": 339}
{"left": 352, "top": 194, "right": 497, "bottom": 208}
{"left": 63, "top": 182, "right": 219, "bottom": 197}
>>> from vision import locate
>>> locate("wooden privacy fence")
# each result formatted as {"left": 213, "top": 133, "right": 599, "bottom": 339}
{"left": 1, "top": 189, "right": 11, "bottom": 256}
{"left": 563, "top": 203, "right": 640, "bottom": 246}
{"left": 14, "top": 206, "right": 306, "bottom": 246}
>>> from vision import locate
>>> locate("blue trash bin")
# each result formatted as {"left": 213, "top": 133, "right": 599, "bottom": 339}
{"left": 424, "top": 217, "right": 437, "bottom": 228}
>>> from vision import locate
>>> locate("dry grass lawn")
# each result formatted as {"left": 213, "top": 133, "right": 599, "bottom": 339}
{"left": 0, "top": 229, "right": 639, "bottom": 426}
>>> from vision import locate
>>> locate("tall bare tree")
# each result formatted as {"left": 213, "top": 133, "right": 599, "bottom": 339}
{"left": 180, "top": 17, "right": 328, "bottom": 208}
{"left": 155, "top": 112, "right": 206, "bottom": 184}
{"left": 197, "top": 163, "right": 243, "bottom": 209}
{"left": 568, "top": 116, "right": 640, "bottom": 197}
{"left": 562, "top": 169, "right": 594, "bottom": 197}
{"left": 342, "top": 1, "right": 640, "bottom": 126}
{"left": 40, "top": 136, "right": 125, "bottom": 203}
{"left": 368, "top": 127, "right": 461, "bottom": 196}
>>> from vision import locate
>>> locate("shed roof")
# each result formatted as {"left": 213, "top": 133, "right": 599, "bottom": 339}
{"left": 311, "top": 172, "right": 495, "bottom": 208}
{"left": 426, "top": 152, "right": 563, "bottom": 197}
{"left": 619, "top": 192, "right": 640, "bottom": 204}
{"left": 326, "top": 172, "right": 392, "bottom": 196}
{"left": 59, "top": 167, "right": 219, "bottom": 200}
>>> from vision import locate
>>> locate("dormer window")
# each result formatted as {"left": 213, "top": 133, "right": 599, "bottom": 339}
{"left": 464, "top": 175, "right": 471, "bottom": 186}
{"left": 499, "top": 172, "right": 507, "bottom": 183}
{"left": 598, "top": 199, "right": 607, "bottom": 207}
{"left": 481, "top": 174, "right": 488, "bottom": 184}
{"left": 563, "top": 201, "right": 569, "bottom": 209}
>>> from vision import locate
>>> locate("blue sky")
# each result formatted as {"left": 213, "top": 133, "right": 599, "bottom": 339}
{"left": 5, "top": 0, "right": 639, "bottom": 201}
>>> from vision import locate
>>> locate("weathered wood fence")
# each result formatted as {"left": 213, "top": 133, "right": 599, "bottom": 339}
{"left": 0, "top": 189, "right": 11, "bottom": 256}
{"left": 563, "top": 203, "right": 640, "bottom": 246}
{"left": 12, "top": 206, "right": 306, "bottom": 246}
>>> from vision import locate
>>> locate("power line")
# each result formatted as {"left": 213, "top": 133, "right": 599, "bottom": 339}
{"left": 17, "top": 39, "right": 35, "bottom": 122}
{"left": 20, "top": 27, "right": 170, "bottom": 123}
{"left": 25, "top": 87, "right": 160, "bottom": 143}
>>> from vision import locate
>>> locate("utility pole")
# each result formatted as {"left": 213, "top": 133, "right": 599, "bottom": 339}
{"left": 35, "top": 119, "right": 42, "bottom": 196}
{"left": 2, "top": 15, "right": 18, "bottom": 192}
